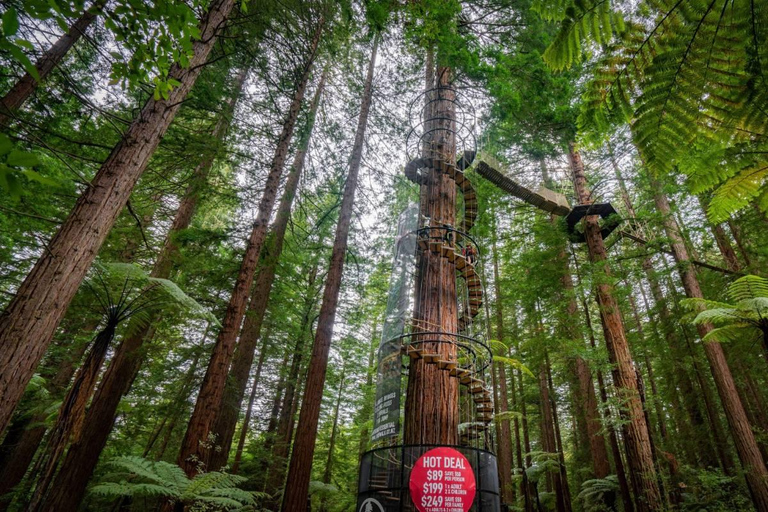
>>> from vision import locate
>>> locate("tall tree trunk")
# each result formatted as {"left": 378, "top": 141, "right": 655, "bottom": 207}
{"left": 547, "top": 354, "right": 572, "bottom": 512}
{"left": 580, "top": 294, "right": 632, "bottom": 512}
{"left": 569, "top": 144, "right": 661, "bottom": 511}
{"left": 561, "top": 261, "right": 610, "bottom": 478}
{"left": 32, "top": 61, "right": 245, "bottom": 511}
{"left": 0, "top": 0, "right": 236, "bottom": 436}
{"left": 26, "top": 320, "right": 116, "bottom": 511}
{"left": 0, "top": 333, "right": 89, "bottom": 511}
{"left": 231, "top": 336, "right": 270, "bottom": 474}
{"left": 539, "top": 357, "right": 568, "bottom": 512}
{"left": 318, "top": 366, "right": 346, "bottom": 512}
{"left": 357, "top": 323, "right": 379, "bottom": 456}
{"left": 177, "top": 21, "right": 323, "bottom": 477}
{"left": 649, "top": 175, "right": 768, "bottom": 511}
{"left": 518, "top": 365, "right": 536, "bottom": 512}
{"left": 0, "top": 0, "right": 105, "bottom": 127}
{"left": 146, "top": 347, "right": 204, "bottom": 460}
{"left": 610, "top": 153, "right": 717, "bottom": 467}
{"left": 404, "top": 60, "right": 460, "bottom": 446}
{"left": 491, "top": 241, "right": 514, "bottom": 504}
{"left": 280, "top": 35, "right": 378, "bottom": 512}
{"left": 208, "top": 71, "right": 326, "bottom": 471}
{"left": 510, "top": 363, "right": 525, "bottom": 510}
{"left": 264, "top": 264, "right": 319, "bottom": 491}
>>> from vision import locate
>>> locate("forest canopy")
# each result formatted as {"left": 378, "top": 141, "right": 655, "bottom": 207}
{"left": 0, "top": 0, "right": 767, "bottom": 511}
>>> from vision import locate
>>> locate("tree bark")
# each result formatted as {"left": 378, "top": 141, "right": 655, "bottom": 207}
{"left": 0, "top": 332, "right": 89, "bottom": 511}
{"left": 177, "top": 20, "right": 323, "bottom": 477}
{"left": 547, "top": 355, "right": 572, "bottom": 512}
{"left": 264, "top": 264, "right": 319, "bottom": 491}
{"left": 584, "top": 299, "right": 633, "bottom": 512}
{"left": 319, "top": 365, "right": 346, "bottom": 512}
{"left": 0, "top": 0, "right": 236, "bottom": 437}
{"left": 404, "top": 62, "right": 460, "bottom": 446}
{"left": 569, "top": 143, "right": 661, "bottom": 511}
{"left": 26, "top": 320, "right": 116, "bottom": 511}
{"left": 0, "top": 0, "right": 105, "bottom": 127}
{"left": 208, "top": 71, "right": 325, "bottom": 471}
{"left": 31, "top": 59, "right": 246, "bottom": 511}
{"left": 491, "top": 241, "right": 514, "bottom": 504}
{"left": 649, "top": 175, "right": 768, "bottom": 511}
{"left": 280, "top": 35, "right": 378, "bottom": 512}
{"left": 539, "top": 359, "right": 568, "bottom": 512}
{"left": 231, "top": 336, "right": 270, "bottom": 474}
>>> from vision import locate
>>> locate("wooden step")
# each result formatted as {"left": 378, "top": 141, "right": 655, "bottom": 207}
{"left": 408, "top": 348, "right": 424, "bottom": 360}
{"left": 450, "top": 367, "right": 471, "bottom": 379}
{"left": 417, "top": 238, "right": 428, "bottom": 251}
{"left": 477, "top": 405, "right": 494, "bottom": 413}
{"left": 474, "top": 394, "right": 492, "bottom": 404}
{"left": 437, "top": 359, "right": 457, "bottom": 370}
{"left": 429, "top": 241, "right": 441, "bottom": 253}
{"left": 422, "top": 353, "right": 440, "bottom": 363}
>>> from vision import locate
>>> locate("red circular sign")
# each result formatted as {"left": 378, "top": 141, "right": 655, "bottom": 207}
{"left": 409, "top": 447, "right": 476, "bottom": 512}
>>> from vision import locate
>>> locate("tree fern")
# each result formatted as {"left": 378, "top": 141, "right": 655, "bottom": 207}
{"left": 545, "top": 0, "right": 768, "bottom": 221}
{"left": 89, "top": 456, "right": 257, "bottom": 509}
{"left": 578, "top": 475, "right": 620, "bottom": 511}
{"left": 681, "top": 275, "right": 768, "bottom": 357}
{"left": 541, "top": 0, "right": 626, "bottom": 70}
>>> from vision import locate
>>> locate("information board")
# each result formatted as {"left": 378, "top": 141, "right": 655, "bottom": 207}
{"left": 409, "top": 447, "right": 476, "bottom": 512}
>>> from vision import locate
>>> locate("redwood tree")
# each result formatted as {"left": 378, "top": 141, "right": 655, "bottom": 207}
{"left": 0, "top": 0, "right": 237, "bottom": 436}
{"left": 281, "top": 34, "right": 379, "bottom": 511}
{"left": 569, "top": 143, "right": 662, "bottom": 511}
{"left": 0, "top": 0, "right": 105, "bottom": 128}
{"left": 650, "top": 174, "right": 768, "bottom": 511}
{"left": 176, "top": 17, "right": 324, "bottom": 477}
{"left": 208, "top": 70, "right": 327, "bottom": 470}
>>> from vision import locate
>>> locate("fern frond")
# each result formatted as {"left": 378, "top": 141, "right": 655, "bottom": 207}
{"left": 727, "top": 275, "right": 768, "bottom": 301}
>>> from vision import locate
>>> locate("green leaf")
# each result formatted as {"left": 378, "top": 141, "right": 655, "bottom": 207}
{"left": 3, "top": 8, "right": 19, "bottom": 37}
{"left": 6, "top": 149, "right": 40, "bottom": 167}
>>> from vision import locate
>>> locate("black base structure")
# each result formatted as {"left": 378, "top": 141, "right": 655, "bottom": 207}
{"left": 357, "top": 445, "right": 500, "bottom": 512}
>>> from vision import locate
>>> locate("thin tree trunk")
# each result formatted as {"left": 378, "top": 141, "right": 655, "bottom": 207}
{"left": 26, "top": 321, "right": 116, "bottom": 511}
{"left": 569, "top": 144, "right": 661, "bottom": 511}
{"left": 581, "top": 296, "right": 631, "bottom": 512}
{"left": 0, "top": 0, "right": 105, "bottom": 127}
{"left": 491, "top": 241, "right": 514, "bottom": 504}
{"left": 518, "top": 366, "right": 536, "bottom": 512}
{"left": 232, "top": 336, "right": 270, "bottom": 475}
{"left": 0, "top": 0, "right": 236, "bottom": 436}
{"left": 264, "top": 265, "right": 319, "bottom": 491}
{"left": 177, "top": 22, "right": 323, "bottom": 477}
{"left": 547, "top": 354, "right": 572, "bottom": 512}
{"left": 649, "top": 176, "right": 768, "bottom": 511}
{"left": 539, "top": 356, "right": 568, "bottom": 512}
{"left": 610, "top": 155, "right": 717, "bottom": 467}
{"left": 319, "top": 366, "right": 346, "bottom": 512}
{"left": 281, "top": 35, "right": 378, "bottom": 512}
{"left": 358, "top": 323, "right": 379, "bottom": 456}
{"left": 0, "top": 333, "right": 90, "bottom": 511}
{"left": 510, "top": 362, "right": 525, "bottom": 510}
{"left": 208, "top": 71, "right": 326, "bottom": 471}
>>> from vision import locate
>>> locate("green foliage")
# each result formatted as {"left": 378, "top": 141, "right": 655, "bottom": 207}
{"left": 543, "top": 0, "right": 768, "bottom": 220}
{"left": 89, "top": 456, "right": 258, "bottom": 510}
{"left": 540, "top": 0, "right": 625, "bottom": 71}
{"left": 677, "top": 466, "right": 752, "bottom": 511}
{"left": 0, "top": 134, "right": 55, "bottom": 200}
{"left": 681, "top": 274, "right": 768, "bottom": 344}
{"left": 577, "top": 475, "right": 619, "bottom": 511}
